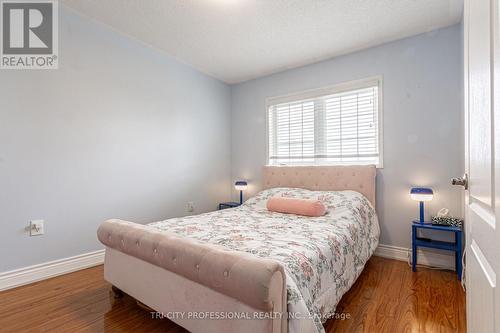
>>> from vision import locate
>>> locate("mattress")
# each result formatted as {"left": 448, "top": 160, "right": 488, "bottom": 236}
{"left": 148, "top": 187, "right": 380, "bottom": 333}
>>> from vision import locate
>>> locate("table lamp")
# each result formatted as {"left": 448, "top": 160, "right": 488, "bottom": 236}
{"left": 410, "top": 187, "right": 433, "bottom": 224}
{"left": 235, "top": 180, "right": 248, "bottom": 204}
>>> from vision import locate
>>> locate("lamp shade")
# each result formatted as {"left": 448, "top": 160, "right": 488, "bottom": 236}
{"left": 410, "top": 187, "right": 433, "bottom": 202}
{"left": 234, "top": 180, "right": 248, "bottom": 191}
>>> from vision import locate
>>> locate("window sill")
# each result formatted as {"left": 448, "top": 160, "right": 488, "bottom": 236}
{"left": 267, "top": 162, "right": 383, "bottom": 169}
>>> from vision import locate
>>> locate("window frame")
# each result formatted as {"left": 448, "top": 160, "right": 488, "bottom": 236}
{"left": 265, "top": 76, "right": 384, "bottom": 168}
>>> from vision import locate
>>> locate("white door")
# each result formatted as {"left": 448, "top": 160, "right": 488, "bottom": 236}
{"left": 463, "top": 0, "right": 500, "bottom": 331}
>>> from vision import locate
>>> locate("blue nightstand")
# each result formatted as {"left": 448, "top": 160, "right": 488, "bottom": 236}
{"left": 412, "top": 223, "right": 463, "bottom": 281}
{"left": 218, "top": 202, "right": 240, "bottom": 210}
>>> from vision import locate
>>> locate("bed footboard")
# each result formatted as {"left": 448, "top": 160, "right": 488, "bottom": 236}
{"left": 97, "top": 219, "right": 287, "bottom": 333}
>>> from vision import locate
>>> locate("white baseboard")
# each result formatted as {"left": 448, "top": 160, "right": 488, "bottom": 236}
{"left": 375, "top": 243, "right": 455, "bottom": 271}
{"left": 0, "top": 249, "right": 105, "bottom": 292}
{"left": 0, "top": 244, "right": 455, "bottom": 292}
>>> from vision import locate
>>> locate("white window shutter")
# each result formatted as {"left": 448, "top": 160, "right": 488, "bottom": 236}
{"left": 268, "top": 80, "right": 381, "bottom": 166}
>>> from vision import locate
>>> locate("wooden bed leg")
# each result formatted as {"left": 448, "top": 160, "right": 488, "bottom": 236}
{"left": 111, "top": 285, "right": 124, "bottom": 299}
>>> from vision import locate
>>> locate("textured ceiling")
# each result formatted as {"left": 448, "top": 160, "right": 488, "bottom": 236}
{"left": 61, "top": 0, "right": 463, "bottom": 84}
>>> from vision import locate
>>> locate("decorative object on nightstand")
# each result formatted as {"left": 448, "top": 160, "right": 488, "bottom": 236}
{"left": 234, "top": 180, "right": 248, "bottom": 204}
{"left": 410, "top": 187, "right": 434, "bottom": 224}
{"left": 431, "top": 216, "right": 464, "bottom": 228}
{"left": 218, "top": 201, "right": 240, "bottom": 210}
{"left": 431, "top": 207, "right": 463, "bottom": 228}
{"left": 412, "top": 223, "right": 463, "bottom": 281}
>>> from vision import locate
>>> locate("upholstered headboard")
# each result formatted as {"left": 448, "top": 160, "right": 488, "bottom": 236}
{"left": 262, "top": 165, "right": 377, "bottom": 206}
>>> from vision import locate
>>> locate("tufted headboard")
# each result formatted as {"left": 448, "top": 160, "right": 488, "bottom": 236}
{"left": 262, "top": 165, "right": 377, "bottom": 206}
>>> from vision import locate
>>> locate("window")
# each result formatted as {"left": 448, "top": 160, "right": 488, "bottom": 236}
{"left": 267, "top": 78, "right": 382, "bottom": 167}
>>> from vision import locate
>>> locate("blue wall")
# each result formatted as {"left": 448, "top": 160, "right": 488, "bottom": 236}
{"left": 230, "top": 25, "right": 463, "bottom": 249}
{"left": 0, "top": 6, "right": 232, "bottom": 272}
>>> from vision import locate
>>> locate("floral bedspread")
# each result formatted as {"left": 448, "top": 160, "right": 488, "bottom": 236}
{"left": 148, "top": 188, "right": 379, "bottom": 333}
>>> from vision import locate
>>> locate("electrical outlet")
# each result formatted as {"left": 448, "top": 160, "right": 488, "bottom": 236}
{"left": 30, "top": 220, "right": 44, "bottom": 236}
{"left": 187, "top": 202, "right": 194, "bottom": 213}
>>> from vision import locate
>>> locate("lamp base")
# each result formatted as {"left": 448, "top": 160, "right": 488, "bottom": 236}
{"left": 412, "top": 220, "right": 432, "bottom": 225}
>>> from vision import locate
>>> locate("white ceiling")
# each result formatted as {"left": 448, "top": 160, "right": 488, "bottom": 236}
{"left": 61, "top": 0, "right": 463, "bottom": 84}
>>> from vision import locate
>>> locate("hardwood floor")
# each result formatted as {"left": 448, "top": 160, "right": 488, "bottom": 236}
{"left": 0, "top": 256, "right": 465, "bottom": 332}
{"left": 326, "top": 257, "right": 466, "bottom": 332}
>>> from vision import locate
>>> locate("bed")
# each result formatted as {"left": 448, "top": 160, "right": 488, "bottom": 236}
{"left": 97, "top": 165, "right": 379, "bottom": 333}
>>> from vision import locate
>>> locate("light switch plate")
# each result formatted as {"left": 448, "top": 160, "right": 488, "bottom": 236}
{"left": 30, "top": 220, "right": 44, "bottom": 236}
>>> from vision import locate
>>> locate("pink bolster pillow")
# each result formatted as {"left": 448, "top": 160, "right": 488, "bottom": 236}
{"left": 266, "top": 197, "right": 327, "bottom": 217}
